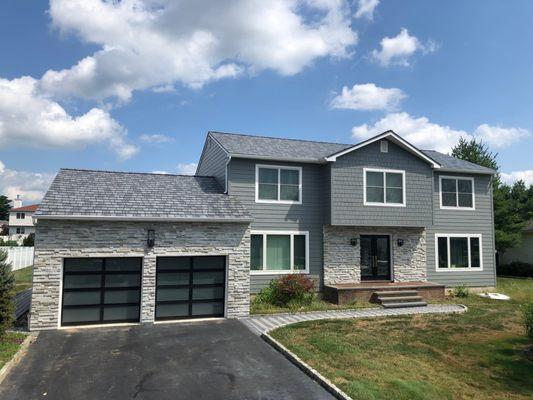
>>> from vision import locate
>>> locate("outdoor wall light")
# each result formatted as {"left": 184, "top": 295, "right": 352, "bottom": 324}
{"left": 397, "top": 238, "right": 404, "bottom": 247}
{"left": 350, "top": 238, "right": 358, "bottom": 246}
{"left": 147, "top": 229, "right": 155, "bottom": 248}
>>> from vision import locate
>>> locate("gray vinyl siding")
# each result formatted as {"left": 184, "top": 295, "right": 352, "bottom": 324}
{"left": 196, "top": 136, "right": 228, "bottom": 189}
{"left": 426, "top": 173, "right": 496, "bottom": 287}
{"left": 330, "top": 140, "right": 433, "bottom": 227}
{"left": 227, "top": 158, "right": 325, "bottom": 293}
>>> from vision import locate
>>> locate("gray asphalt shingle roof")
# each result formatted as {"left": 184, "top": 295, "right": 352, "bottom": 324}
{"left": 209, "top": 131, "right": 496, "bottom": 174}
{"left": 35, "top": 169, "right": 252, "bottom": 221}
{"left": 210, "top": 131, "right": 351, "bottom": 162}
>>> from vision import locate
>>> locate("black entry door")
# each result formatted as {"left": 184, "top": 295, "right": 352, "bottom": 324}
{"left": 360, "top": 235, "right": 391, "bottom": 281}
{"left": 155, "top": 256, "right": 226, "bottom": 321}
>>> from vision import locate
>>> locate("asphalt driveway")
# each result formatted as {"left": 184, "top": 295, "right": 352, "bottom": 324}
{"left": 0, "top": 320, "right": 334, "bottom": 400}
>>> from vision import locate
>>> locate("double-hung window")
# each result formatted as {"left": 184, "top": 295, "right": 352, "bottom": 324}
{"left": 16, "top": 227, "right": 25, "bottom": 234}
{"left": 250, "top": 231, "right": 309, "bottom": 273}
{"left": 364, "top": 168, "right": 405, "bottom": 206}
{"left": 256, "top": 165, "right": 302, "bottom": 204}
{"left": 16, "top": 212, "right": 25, "bottom": 219}
{"left": 436, "top": 234, "right": 482, "bottom": 270}
{"left": 440, "top": 176, "right": 475, "bottom": 209}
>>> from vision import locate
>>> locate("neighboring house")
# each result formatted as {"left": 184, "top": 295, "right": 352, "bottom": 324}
{"left": 500, "top": 220, "right": 533, "bottom": 265}
{"left": 8, "top": 195, "right": 39, "bottom": 239}
{"left": 30, "top": 130, "right": 497, "bottom": 330}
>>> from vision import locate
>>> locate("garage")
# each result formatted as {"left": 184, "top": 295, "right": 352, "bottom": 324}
{"left": 155, "top": 256, "right": 226, "bottom": 320}
{"left": 61, "top": 258, "right": 142, "bottom": 326}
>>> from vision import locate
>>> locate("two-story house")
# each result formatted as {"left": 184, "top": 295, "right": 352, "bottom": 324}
{"left": 8, "top": 195, "right": 39, "bottom": 239}
{"left": 30, "top": 130, "right": 496, "bottom": 330}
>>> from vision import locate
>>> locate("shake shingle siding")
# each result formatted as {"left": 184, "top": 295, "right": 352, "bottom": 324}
{"left": 228, "top": 158, "right": 325, "bottom": 293}
{"left": 330, "top": 140, "right": 433, "bottom": 227}
{"left": 426, "top": 173, "right": 496, "bottom": 287}
{"left": 196, "top": 135, "right": 229, "bottom": 189}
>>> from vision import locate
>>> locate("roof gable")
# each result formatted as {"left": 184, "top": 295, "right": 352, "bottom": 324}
{"left": 325, "top": 130, "right": 441, "bottom": 168}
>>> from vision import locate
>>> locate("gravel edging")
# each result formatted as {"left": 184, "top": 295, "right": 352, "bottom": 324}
{"left": 262, "top": 333, "right": 352, "bottom": 400}
{"left": 0, "top": 333, "right": 37, "bottom": 386}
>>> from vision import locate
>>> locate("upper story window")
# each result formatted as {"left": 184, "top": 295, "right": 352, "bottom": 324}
{"left": 16, "top": 212, "right": 25, "bottom": 219}
{"left": 363, "top": 168, "right": 406, "bottom": 207}
{"left": 255, "top": 165, "right": 302, "bottom": 204}
{"left": 440, "top": 176, "right": 475, "bottom": 210}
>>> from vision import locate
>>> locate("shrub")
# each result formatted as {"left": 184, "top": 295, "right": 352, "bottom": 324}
{"left": 452, "top": 284, "right": 470, "bottom": 298}
{"left": 521, "top": 303, "right": 533, "bottom": 338}
{"left": 22, "top": 233, "right": 35, "bottom": 247}
{"left": 0, "top": 239, "right": 19, "bottom": 247}
{"left": 254, "top": 274, "right": 315, "bottom": 307}
{"left": 497, "top": 262, "right": 533, "bottom": 278}
{"left": 0, "top": 250, "right": 15, "bottom": 338}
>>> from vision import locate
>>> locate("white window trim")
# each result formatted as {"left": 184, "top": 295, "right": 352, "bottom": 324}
{"left": 250, "top": 230, "right": 310, "bottom": 275}
{"left": 363, "top": 168, "right": 406, "bottom": 207}
{"left": 439, "top": 175, "right": 475, "bottom": 210}
{"left": 255, "top": 164, "right": 302, "bottom": 204}
{"left": 435, "top": 233, "right": 483, "bottom": 271}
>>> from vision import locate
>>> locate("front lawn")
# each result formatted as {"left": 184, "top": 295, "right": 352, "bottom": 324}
{"left": 12, "top": 266, "right": 33, "bottom": 294}
{"left": 271, "top": 277, "right": 533, "bottom": 400}
{"left": 0, "top": 332, "right": 27, "bottom": 369}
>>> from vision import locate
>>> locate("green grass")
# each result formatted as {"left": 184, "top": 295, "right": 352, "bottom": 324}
{"left": 271, "top": 278, "right": 533, "bottom": 400}
{"left": 0, "top": 332, "right": 27, "bottom": 369}
{"left": 250, "top": 296, "right": 377, "bottom": 315}
{"left": 12, "top": 266, "right": 33, "bottom": 294}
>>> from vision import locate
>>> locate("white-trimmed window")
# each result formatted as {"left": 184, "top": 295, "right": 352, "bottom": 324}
{"left": 16, "top": 212, "right": 25, "bottom": 219}
{"left": 363, "top": 168, "right": 406, "bottom": 207}
{"left": 440, "top": 176, "right": 475, "bottom": 209}
{"left": 16, "top": 227, "right": 25, "bottom": 234}
{"left": 255, "top": 165, "right": 302, "bottom": 204}
{"left": 250, "top": 231, "right": 309, "bottom": 274}
{"left": 435, "top": 234, "right": 482, "bottom": 270}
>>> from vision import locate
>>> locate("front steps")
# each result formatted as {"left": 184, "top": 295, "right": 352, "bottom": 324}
{"left": 373, "top": 290, "right": 427, "bottom": 308}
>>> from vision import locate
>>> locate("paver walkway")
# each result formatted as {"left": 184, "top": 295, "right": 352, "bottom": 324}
{"left": 242, "top": 304, "right": 466, "bottom": 335}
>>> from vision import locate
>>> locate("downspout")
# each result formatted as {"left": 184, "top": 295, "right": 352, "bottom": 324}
{"left": 225, "top": 155, "right": 232, "bottom": 194}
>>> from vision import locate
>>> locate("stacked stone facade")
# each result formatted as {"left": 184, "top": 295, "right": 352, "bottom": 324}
{"left": 30, "top": 220, "right": 250, "bottom": 330}
{"left": 323, "top": 225, "right": 427, "bottom": 285}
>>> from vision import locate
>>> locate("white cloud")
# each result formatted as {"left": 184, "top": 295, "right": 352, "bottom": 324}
{"left": 177, "top": 163, "right": 198, "bottom": 175}
{"left": 501, "top": 170, "right": 533, "bottom": 185}
{"left": 0, "top": 76, "right": 138, "bottom": 160}
{"left": 330, "top": 83, "right": 406, "bottom": 111}
{"left": 352, "top": 112, "right": 530, "bottom": 153}
{"left": 474, "top": 124, "right": 530, "bottom": 148}
{"left": 371, "top": 28, "right": 437, "bottom": 67}
{"left": 151, "top": 170, "right": 170, "bottom": 175}
{"left": 41, "top": 0, "right": 358, "bottom": 101}
{"left": 0, "top": 161, "right": 55, "bottom": 203}
{"left": 140, "top": 134, "right": 175, "bottom": 144}
{"left": 354, "top": 0, "right": 379, "bottom": 20}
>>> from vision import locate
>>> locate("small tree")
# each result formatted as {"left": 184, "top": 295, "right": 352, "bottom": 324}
{"left": 0, "top": 250, "right": 14, "bottom": 337}
{"left": 0, "top": 196, "right": 11, "bottom": 221}
{"left": 22, "top": 233, "right": 35, "bottom": 247}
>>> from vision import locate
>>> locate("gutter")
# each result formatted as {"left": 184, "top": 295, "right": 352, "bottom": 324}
{"left": 437, "top": 168, "right": 495, "bottom": 175}
{"left": 34, "top": 215, "right": 253, "bottom": 223}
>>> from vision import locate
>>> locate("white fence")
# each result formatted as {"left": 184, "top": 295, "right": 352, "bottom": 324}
{"left": 4, "top": 247, "right": 34, "bottom": 271}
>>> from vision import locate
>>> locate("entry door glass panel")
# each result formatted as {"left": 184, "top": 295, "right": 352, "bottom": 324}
{"left": 155, "top": 256, "right": 226, "bottom": 321}
{"left": 360, "top": 235, "right": 391, "bottom": 281}
{"left": 61, "top": 257, "right": 141, "bottom": 326}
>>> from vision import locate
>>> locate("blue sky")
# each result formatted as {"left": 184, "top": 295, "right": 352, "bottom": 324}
{"left": 1, "top": 0, "right": 532, "bottom": 202}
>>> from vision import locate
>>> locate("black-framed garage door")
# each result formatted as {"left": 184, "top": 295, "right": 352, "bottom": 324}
{"left": 155, "top": 256, "right": 226, "bottom": 321}
{"left": 61, "top": 258, "right": 142, "bottom": 326}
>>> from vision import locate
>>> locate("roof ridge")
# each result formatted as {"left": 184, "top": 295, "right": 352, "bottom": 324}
{"left": 209, "top": 130, "right": 353, "bottom": 147}
{"left": 59, "top": 168, "right": 213, "bottom": 178}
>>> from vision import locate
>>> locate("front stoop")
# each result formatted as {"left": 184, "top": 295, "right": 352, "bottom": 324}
{"left": 324, "top": 281, "right": 445, "bottom": 305}
{"left": 372, "top": 290, "right": 427, "bottom": 308}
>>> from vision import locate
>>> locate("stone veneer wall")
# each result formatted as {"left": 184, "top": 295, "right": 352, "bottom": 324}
{"left": 30, "top": 220, "right": 250, "bottom": 331}
{"left": 323, "top": 225, "right": 427, "bottom": 285}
